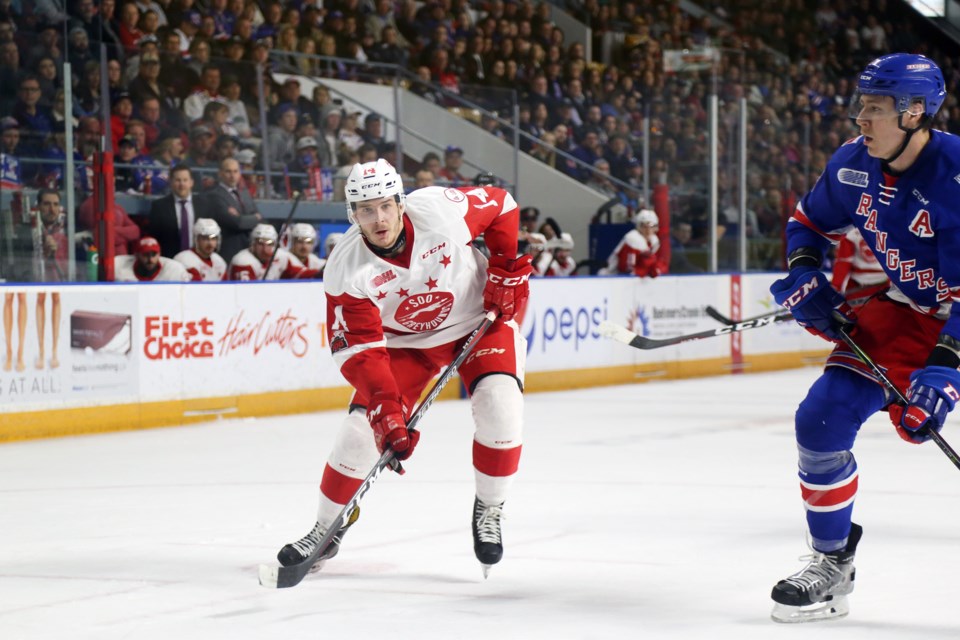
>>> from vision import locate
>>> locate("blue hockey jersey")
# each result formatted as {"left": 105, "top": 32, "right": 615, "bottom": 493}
{"left": 786, "top": 129, "right": 960, "bottom": 340}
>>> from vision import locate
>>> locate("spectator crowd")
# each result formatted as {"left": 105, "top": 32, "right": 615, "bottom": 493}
{"left": 3, "top": 0, "right": 960, "bottom": 280}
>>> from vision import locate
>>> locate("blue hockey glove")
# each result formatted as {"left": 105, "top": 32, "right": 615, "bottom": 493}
{"left": 770, "top": 266, "right": 856, "bottom": 342}
{"left": 892, "top": 366, "right": 960, "bottom": 444}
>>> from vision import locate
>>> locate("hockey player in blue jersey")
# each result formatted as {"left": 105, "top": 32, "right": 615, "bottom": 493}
{"left": 768, "top": 53, "right": 960, "bottom": 622}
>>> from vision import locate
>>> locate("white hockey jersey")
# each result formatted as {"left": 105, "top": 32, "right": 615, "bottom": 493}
{"left": 114, "top": 255, "right": 191, "bottom": 282}
{"left": 534, "top": 251, "right": 577, "bottom": 277}
{"left": 830, "top": 228, "right": 887, "bottom": 291}
{"left": 301, "top": 253, "right": 324, "bottom": 271}
{"left": 604, "top": 229, "right": 662, "bottom": 276}
{"left": 174, "top": 249, "right": 228, "bottom": 281}
{"left": 324, "top": 185, "right": 520, "bottom": 401}
{"left": 228, "top": 247, "right": 316, "bottom": 281}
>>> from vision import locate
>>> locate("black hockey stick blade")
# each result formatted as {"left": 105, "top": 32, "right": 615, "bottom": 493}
{"left": 258, "top": 312, "right": 498, "bottom": 588}
{"left": 258, "top": 455, "right": 388, "bottom": 588}
{"left": 599, "top": 314, "right": 783, "bottom": 350}
{"left": 837, "top": 327, "right": 960, "bottom": 471}
{"left": 704, "top": 305, "right": 793, "bottom": 326}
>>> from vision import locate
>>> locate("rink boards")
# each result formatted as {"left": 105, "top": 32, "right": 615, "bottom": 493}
{"left": 0, "top": 274, "right": 828, "bottom": 441}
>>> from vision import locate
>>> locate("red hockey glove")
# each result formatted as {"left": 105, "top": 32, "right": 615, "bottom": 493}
{"left": 366, "top": 392, "right": 419, "bottom": 460}
{"left": 483, "top": 254, "right": 534, "bottom": 322}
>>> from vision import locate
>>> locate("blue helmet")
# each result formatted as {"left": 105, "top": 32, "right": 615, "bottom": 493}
{"left": 857, "top": 53, "right": 946, "bottom": 117}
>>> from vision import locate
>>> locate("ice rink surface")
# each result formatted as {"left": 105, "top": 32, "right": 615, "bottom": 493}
{"left": 2, "top": 366, "right": 959, "bottom": 640}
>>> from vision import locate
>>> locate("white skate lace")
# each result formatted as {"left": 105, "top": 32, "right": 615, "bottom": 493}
{"left": 475, "top": 502, "right": 504, "bottom": 544}
{"left": 782, "top": 552, "right": 842, "bottom": 591}
{"left": 291, "top": 522, "right": 325, "bottom": 557}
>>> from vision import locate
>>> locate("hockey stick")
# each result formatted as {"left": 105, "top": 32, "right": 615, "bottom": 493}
{"left": 258, "top": 311, "right": 498, "bottom": 588}
{"left": 704, "top": 283, "right": 890, "bottom": 328}
{"left": 599, "top": 313, "right": 783, "bottom": 350}
{"left": 837, "top": 327, "right": 960, "bottom": 471}
{"left": 704, "top": 305, "right": 793, "bottom": 326}
{"left": 261, "top": 191, "right": 303, "bottom": 281}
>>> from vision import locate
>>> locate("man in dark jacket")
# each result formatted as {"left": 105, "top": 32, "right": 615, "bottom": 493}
{"left": 203, "top": 157, "right": 261, "bottom": 261}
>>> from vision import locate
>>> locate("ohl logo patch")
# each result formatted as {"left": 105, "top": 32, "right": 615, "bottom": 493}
{"left": 444, "top": 188, "right": 465, "bottom": 203}
{"left": 394, "top": 291, "right": 454, "bottom": 331}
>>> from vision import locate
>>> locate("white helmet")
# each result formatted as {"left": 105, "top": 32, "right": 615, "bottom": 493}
{"left": 634, "top": 209, "right": 659, "bottom": 227}
{"left": 325, "top": 232, "right": 344, "bottom": 255}
{"left": 344, "top": 158, "right": 405, "bottom": 223}
{"left": 251, "top": 223, "right": 278, "bottom": 244}
{"left": 290, "top": 223, "right": 317, "bottom": 243}
{"left": 193, "top": 217, "right": 221, "bottom": 238}
{"left": 525, "top": 232, "right": 548, "bottom": 252}
{"left": 548, "top": 232, "right": 574, "bottom": 251}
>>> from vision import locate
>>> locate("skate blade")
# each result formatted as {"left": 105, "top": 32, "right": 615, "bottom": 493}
{"left": 771, "top": 595, "right": 849, "bottom": 623}
{"left": 481, "top": 563, "right": 493, "bottom": 579}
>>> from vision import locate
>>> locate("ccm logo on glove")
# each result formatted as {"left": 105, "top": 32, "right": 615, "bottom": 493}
{"left": 487, "top": 272, "right": 531, "bottom": 287}
{"left": 891, "top": 366, "right": 960, "bottom": 444}
{"left": 366, "top": 393, "right": 419, "bottom": 460}
{"left": 778, "top": 276, "right": 821, "bottom": 310}
{"left": 483, "top": 254, "right": 534, "bottom": 322}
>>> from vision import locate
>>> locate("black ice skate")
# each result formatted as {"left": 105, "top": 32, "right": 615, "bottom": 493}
{"left": 277, "top": 507, "right": 360, "bottom": 572}
{"left": 472, "top": 497, "right": 504, "bottom": 578}
{"left": 771, "top": 523, "right": 863, "bottom": 623}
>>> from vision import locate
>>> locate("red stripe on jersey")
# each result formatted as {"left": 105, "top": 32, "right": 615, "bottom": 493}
{"left": 800, "top": 473, "right": 858, "bottom": 508}
{"left": 826, "top": 351, "right": 881, "bottom": 383}
{"left": 472, "top": 441, "right": 522, "bottom": 477}
{"left": 460, "top": 186, "right": 519, "bottom": 256}
{"left": 789, "top": 208, "right": 846, "bottom": 243}
{"left": 320, "top": 463, "right": 364, "bottom": 505}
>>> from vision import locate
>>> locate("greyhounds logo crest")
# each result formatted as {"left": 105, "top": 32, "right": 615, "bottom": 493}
{"left": 394, "top": 292, "right": 454, "bottom": 331}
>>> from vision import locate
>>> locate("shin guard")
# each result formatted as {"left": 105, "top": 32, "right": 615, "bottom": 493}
{"left": 471, "top": 374, "right": 523, "bottom": 505}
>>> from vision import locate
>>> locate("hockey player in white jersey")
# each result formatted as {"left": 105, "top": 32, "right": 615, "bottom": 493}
{"left": 174, "top": 218, "right": 228, "bottom": 281}
{"left": 286, "top": 223, "right": 324, "bottom": 271}
{"left": 273, "top": 159, "right": 531, "bottom": 577}
{"left": 228, "top": 223, "right": 318, "bottom": 280}
{"left": 316, "top": 232, "right": 343, "bottom": 278}
{"left": 601, "top": 209, "right": 664, "bottom": 277}
{"left": 830, "top": 228, "right": 888, "bottom": 306}
{"left": 114, "top": 236, "right": 191, "bottom": 282}
{"left": 535, "top": 232, "right": 577, "bottom": 277}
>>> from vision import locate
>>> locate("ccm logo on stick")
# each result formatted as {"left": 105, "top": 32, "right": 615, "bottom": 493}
{"left": 465, "top": 347, "right": 506, "bottom": 364}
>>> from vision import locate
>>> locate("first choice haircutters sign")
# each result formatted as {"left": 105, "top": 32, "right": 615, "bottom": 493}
{"left": 0, "top": 275, "right": 825, "bottom": 441}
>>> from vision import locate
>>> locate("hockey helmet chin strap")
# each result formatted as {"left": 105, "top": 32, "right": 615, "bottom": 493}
{"left": 369, "top": 227, "right": 407, "bottom": 258}
{"left": 881, "top": 113, "right": 928, "bottom": 167}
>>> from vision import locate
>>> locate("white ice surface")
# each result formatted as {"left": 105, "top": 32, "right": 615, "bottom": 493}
{"left": 2, "top": 367, "right": 959, "bottom": 640}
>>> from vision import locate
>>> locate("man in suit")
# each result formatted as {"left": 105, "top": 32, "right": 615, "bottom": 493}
{"left": 204, "top": 157, "right": 262, "bottom": 262}
{"left": 145, "top": 165, "right": 203, "bottom": 258}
